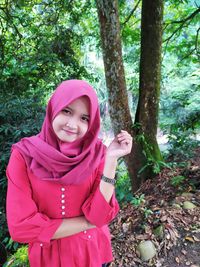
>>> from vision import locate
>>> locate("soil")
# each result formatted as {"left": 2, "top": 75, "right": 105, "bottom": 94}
{"left": 109, "top": 148, "right": 200, "bottom": 267}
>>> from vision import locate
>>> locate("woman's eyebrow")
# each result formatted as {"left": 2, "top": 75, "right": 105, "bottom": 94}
{"left": 83, "top": 114, "right": 90, "bottom": 118}
{"left": 66, "top": 105, "right": 90, "bottom": 118}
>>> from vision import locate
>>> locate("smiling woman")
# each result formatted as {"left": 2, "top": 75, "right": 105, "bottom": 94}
{"left": 6, "top": 79, "right": 132, "bottom": 267}
{"left": 52, "top": 96, "right": 90, "bottom": 143}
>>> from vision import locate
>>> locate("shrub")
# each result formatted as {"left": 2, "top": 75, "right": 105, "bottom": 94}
{"left": 3, "top": 246, "right": 29, "bottom": 267}
{"left": 0, "top": 92, "right": 45, "bottom": 251}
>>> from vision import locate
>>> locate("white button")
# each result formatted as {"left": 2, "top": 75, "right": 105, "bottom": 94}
{"left": 84, "top": 230, "right": 87, "bottom": 234}
{"left": 61, "top": 187, "right": 65, "bottom": 191}
{"left": 61, "top": 211, "right": 65, "bottom": 215}
{"left": 61, "top": 200, "right": 65, "bottom": 203}
{"left": 61, "top": 206, "right": 65, "bottom": 209}
{"left": 88, "top": 235, "right": 91, "bottom": 239}
{"left": 61, "top": 194, "right": 65, "bottom": 198}
{"left": 40, "top": 243, "right": 43, "bottom": 247}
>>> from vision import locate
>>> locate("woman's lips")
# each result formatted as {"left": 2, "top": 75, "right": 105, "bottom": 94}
{"left": 62, "top": 129, "right": 77, "bottom": 135}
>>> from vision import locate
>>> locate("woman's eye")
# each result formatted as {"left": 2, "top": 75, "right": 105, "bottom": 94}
{"left": 63, "top": 109, "right": 71, "bottom": 114}
{"left": 82, "top": 116, "right": 89, "bottom": 122}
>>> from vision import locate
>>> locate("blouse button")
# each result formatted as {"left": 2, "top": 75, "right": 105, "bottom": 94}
{"left": 61, "top": 187, "right": 65, "bottom": 192}
{"left": 88, "top": 235, "right": 91, "bottom": 239}
{"left": 40, "top": 243, "right": 43, "bottom": 247}
{"left": 84, "top": 230, "right": 87, "bottom": 234}
{"left": 61, "top": 194, "right": 65, "bottom": 198}
{"left": 61, "top": 199, "right": 65, "bottom": 203}
{"left": 61, "top": 211, "right": 65, "bottom": 215}
{"left": 61, "top": 206, "right": 65, "bottom": 209}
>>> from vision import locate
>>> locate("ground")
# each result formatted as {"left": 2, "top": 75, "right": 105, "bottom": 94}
{"left": 110, "top": 149, "right": 200, "bottom": 267}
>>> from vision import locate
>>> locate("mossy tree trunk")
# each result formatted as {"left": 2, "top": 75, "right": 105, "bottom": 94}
{"left": 134, "top": 0, "right": 163, "bottom": 179}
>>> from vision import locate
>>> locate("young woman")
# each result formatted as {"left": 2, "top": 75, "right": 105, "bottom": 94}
{"left": 6, "top": 80, "right": 132, "bottom": 267}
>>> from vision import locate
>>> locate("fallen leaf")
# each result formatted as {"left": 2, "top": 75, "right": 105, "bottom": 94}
{"left": 181, "top": 249, "right": 187, "bottom": 255}
{"left": 122, "top": 222, "right": 131, "bottom": 233}
{"left": 193, "top": 235, "right": 200, "bottom": 242}
{"left": 160, "top": 215, "right": 168, "bottom": 222}
{"left": 175, "top": 257, "right": 180, "bottom": 263}
{"left": 185, "top": 236, "right": 195, "bottom": 243}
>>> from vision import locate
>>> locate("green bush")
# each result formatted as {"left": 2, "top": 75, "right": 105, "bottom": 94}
{"left": 0, "top": 92, "right": 45, "bottom": 251}
{"left": 116, "top": 162, "right": 146, "bottom": 207}
{"left": 160, "top": 68, "right": 200, "bottom": 160}
{"left": 3, "top": 246, "right": 29, "bottom": 267}
{"left": 170, "top": 175, "right": 185, "bottom": 187}
{"left": 166, "top": 128, "right": 200, "bottom": 160}
{"left": 115, "top": 162, "right": 133, "bottom": 203}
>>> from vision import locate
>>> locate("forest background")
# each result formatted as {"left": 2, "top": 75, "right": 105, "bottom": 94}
{"left": 0, "top": 0, "right": 199, "bottom": 266}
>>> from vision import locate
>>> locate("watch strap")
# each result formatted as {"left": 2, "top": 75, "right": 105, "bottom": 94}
{"left": 101, "top": 175, "right": 116, "bottom": 185}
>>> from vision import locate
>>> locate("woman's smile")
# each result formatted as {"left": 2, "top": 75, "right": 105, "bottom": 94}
{"left": 52, "top": 96, "right": 90, "bottom": 143}
{"left": 62, "top": 128, "right": 77, "bottom": 135}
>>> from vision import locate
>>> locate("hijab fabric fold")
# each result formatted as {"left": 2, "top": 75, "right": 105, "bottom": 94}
{"left": 12, "top": 80, "right": 106, "bottom": 185}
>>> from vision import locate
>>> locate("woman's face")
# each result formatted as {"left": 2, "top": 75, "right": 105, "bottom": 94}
{"left": 52, "top": 96, "right": 90, "bottom": 143}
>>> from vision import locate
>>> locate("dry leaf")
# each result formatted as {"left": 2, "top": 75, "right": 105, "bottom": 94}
{"left": 193, "top": 235, "right": 200, "bottom": 242}
{"left": 185, "top": 236, "right": 195, "bottom": 243}
{"left": 181, "top": 249, "right": 187, "bottom": 255}
{"left": 175, "top": 257, "right": 180, "bottom": 263}
{"left": 122, "top": 222, "right": 131, "bottom": 233}
{"left": 160, "top": 215, "right": 168, "bottom": 222}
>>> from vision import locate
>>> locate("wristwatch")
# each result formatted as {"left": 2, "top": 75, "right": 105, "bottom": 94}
{"left": 101, "top": 175, "right": 116, "bottom": 185}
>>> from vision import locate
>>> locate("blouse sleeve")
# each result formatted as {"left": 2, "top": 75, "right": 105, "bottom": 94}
{"left": 6, "top": 149, "right": 62, "bottom": 245}
{"left": 81, "top": 160, "right": 120, "bottom": 227}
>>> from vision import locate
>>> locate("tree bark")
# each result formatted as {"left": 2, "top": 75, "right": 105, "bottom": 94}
{"left": 135, "top": 0, "right": 163, "bottom": 178}
{"left": 96, "top": 0, "right": 145, "bottom": 192}
{"left": 96, "top": 0, "right": 164, "bottom": 192}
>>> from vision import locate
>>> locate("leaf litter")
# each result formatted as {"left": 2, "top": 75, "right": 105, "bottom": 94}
{"left": 110, "top": 150, "right": 200, "bottom": 267}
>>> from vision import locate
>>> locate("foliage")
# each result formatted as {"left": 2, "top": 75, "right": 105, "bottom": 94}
{"left": 0, "top": 0, "right": 199, "bottom": 262}
{"left": 3, "top": 246, "right": 29, "bottom": 267}
{"left": 167, "top": 129, "right": 200, "bottom": 160}
{"left": 130, "top": 194, "right": 145, "bottom": 207}
{"left": 163, "top": 0, "right": 199, "bottom": 64}
{"left": 0, "top": 0, "right": 91, "bottom": 95}
{"left": 3, "top": 238, "right": 20, "bottom": 252}
{"left": 160, "top": 68, "right": 200, "bottom": 131}
{"left": 170, "top": 175, "right": 186, "bottom": 187}
{"left": 116, "top": 162, "right": 146, "bottom": 207}
{"left": 134, "top": 128, "right": 169, "bottom": 175}
{"left": 115, "top": 162, "right": 133, "bottom": 203}
{"left": 160, "top": 67, "right": 200, "bottom": 160}
{"left": 0, "top": 92, "right": 45, "bottom": 249}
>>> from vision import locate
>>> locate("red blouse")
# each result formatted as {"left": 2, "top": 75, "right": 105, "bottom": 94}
{"left": 6, "top": 149, "right": 119, "bottom": 267}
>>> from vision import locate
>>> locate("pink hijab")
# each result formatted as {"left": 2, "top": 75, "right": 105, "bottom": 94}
{"left": 12, "top": 80, "right": 106, "bottom": 185}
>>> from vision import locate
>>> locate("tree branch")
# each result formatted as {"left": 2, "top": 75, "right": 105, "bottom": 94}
{"left": 178, "top": 27, "right": 200, "bottom": 62}
{"left": 164, "top": 7, "right": 200, "bottom": 43}
{"left": 122, "top": 0, "right": 141, "bottom": 26}
{"left": 170, "top": 7, "right": 200, "bottom": 24}
{"left": 0, "top": 6, "right": 23, "bottom": 39}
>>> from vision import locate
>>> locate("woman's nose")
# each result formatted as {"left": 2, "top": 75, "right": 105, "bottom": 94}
{"left": 66, "top": 117, "right": 78, "bottom": 129}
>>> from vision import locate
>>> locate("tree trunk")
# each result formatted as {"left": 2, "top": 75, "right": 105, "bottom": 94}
{"left": 96, "top": 0, "right": 145, "bottom": 192}
{"left": 96, "top": 0, "right": 164, "bottom": 192}
{"left": 135, "top": 0, "right": 163, "bottom": 179}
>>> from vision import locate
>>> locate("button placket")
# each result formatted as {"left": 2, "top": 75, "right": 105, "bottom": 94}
{"left": 61, "top": 187, "right": 66, "bottom": 216}
{"left": 83, "top": 230, "right": 92, "bottom": 240}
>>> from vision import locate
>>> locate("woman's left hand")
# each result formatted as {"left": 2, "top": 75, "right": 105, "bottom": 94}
{"left": 106, "top": 130, "right": 133, "bottom": 160}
